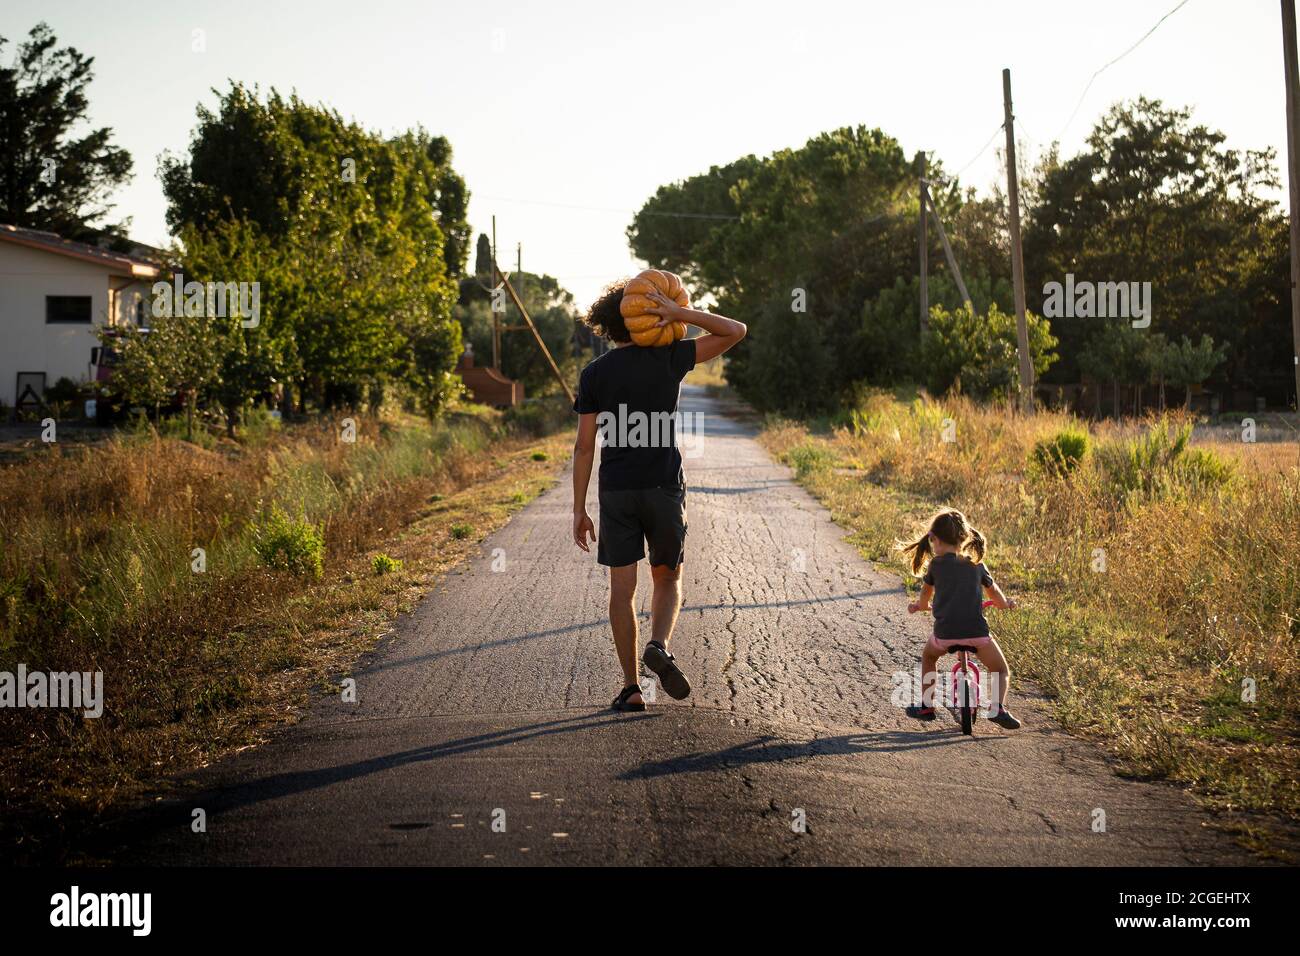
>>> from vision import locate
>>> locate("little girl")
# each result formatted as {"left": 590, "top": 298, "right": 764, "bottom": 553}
{"left": 898, "top": 509, "right": 1021, "bottom": 729}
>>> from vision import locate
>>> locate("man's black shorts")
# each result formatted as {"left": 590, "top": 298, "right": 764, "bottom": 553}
{"left": 597, "top": 484, "right": 688, "bottom": 569}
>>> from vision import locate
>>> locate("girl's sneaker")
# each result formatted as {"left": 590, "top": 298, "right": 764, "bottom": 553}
{"left": 989, "top": 708, "right": 1022, "bottom": 729}
{"left": 905, "top": 704, "right": 935, "bottom": 721}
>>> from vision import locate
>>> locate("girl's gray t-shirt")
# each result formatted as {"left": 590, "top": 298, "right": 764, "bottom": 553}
{"left": 923, "top": 553, "right": 994, "bottom": 639}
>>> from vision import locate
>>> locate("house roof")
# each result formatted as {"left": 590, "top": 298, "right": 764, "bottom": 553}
{"left": 0, "top": 223, "right": 162, "bottom": 278}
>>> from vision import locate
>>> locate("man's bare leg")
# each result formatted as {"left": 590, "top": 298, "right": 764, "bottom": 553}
{"left": 649, "top": 563, "right": 682, "bottom": 649}
{"left": 609, "top": 563, "right": 641, "bottom": 705}
{"left": 642, "top": 562, "right": 690, "bottom": 699}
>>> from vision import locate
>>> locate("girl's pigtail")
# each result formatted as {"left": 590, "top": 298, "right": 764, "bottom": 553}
{"left": 965, "top": 526, "right": 987, "bottom": 564}
{"left": 897, "top": 533, "right": 932, "bottom": 576}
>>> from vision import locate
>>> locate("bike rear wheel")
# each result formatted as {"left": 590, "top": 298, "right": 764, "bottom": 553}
{"left": 955, "top": 652, "right": 975, "bottom": 735}
{"left": 959, "top": 679, "right": 974, "bottom": 735}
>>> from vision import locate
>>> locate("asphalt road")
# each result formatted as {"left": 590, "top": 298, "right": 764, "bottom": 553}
{"left": 105, "top": 386, "right": 1253, "bottom": 865}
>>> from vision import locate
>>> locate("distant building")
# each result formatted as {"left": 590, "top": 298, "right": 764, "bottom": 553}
{"left": 454, "top": 344, "right": 523, "bottom": 407}
{"left": 0, "top": 224, "right": 161, "bottom": 409}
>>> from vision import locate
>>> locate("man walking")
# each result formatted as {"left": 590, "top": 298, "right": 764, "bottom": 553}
{"left": 571, "top": 280, "right": 747, "bottom": 711}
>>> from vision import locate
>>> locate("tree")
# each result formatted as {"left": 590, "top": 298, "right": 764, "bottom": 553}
{"left": 744, "top": 304, "right": 839, "bottom": 414}
{"left": 1077, "top": 321, "right": 1150, "bottom": 418}
{"left": 157, "top": 310, "right": 225, "bottom": 440}
{"left": 401, "top": 300, "right": 465, "bottom": 416}
{"left": 920, "top": 303, "right": 1058, "bottom": 401}
{"left": 0, "top": 23, "right": 133, "bottom": 241}
{"left": 1143, "top": 332, "right": 1171, "bottom": 412}
{"left": 860, "top": 277, "right": 924, "bottom": 386}
{"left": 99, "top": 305, "right": 224, "bottom": 440}
{"left": 1162, "top": 335, "right": 1227, "bottom": 409}
{"left": 861, "top": 272, "right": 1016, "bottom": 387}
{"left": 630, "top": 127, "right": 926, "bottom": 411}
{"left": 1023, "top": 98, "right": 1285, "bottom": 395}
{"left": 160, "top": 84, "right": 466, "bottom": 415}
{"left": 474, "top": 233, "right": 493, "bottom": 279}
{"left": 96, "top": 325, "right": 170, "bottom": 420}
{"left": 179, "top": 219, "right": 292, "bottom": 434}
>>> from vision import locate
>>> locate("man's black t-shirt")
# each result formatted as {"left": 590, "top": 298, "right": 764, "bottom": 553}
{"left": 573, "top": 340, "right": 697, "bottom": 491}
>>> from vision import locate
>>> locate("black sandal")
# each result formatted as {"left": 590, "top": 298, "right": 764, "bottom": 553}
{"left": 642, "top": 640, "right": 691, "bottom": 700}
{"left": 611, "top": 684, "right": 646, "bottom": 712}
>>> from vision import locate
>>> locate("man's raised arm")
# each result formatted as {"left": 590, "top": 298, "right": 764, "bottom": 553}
{"left": 645, "top": 291, "right": 747, "bottom": 364}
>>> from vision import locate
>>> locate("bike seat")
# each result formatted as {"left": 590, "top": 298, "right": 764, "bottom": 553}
{"left": 945, "top": 645, "right": 979, "bottom": 653}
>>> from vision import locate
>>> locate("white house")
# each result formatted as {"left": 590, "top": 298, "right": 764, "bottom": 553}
{"left": 0, "top": 223, "right": 161, "bottom": 410}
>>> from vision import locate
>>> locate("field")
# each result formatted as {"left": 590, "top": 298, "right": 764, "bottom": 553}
{"left": 0, "top": 401, "right": 572, "bottom": 861}
{"left": 759, "top": 390, "right": 1299, "bottom": 854}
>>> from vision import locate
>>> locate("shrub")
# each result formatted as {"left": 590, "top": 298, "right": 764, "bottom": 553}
{"left": 251, "top": 506, "right": 325, "bottom": 578}
{"left": 1178, "top": 446, "right": 1236, "bottom": 492}
{"left": 504, "top": 397, "right": 571, "bottom": 438}
{"left": 531, "top": 451, "right": 549, "bottom": 461}
{"left": 1096, "top": 418, "right": 1233, "bottom": 498}
{"left": 371, "top": 553, "right": 403, "bottom": 575}
{"left": 1030, "top": 425, "right": 1091, "bottom": 477}
{"left": 786, "top": 442, "right": 836, "bottom": 478}
{"left": 44, "top": 376, "right": 85, "bottom": 405}
{"left": 921, "top": 303, "right": 1058, "bottom": 400}
{"left": 739, "top": 304, "right": 839, "bottom": 414}
{"left": 239, "top": 406, "right": 283, "bottom": 444}
{"left": 450, "top": 523, "right": 473, "bottom": 540}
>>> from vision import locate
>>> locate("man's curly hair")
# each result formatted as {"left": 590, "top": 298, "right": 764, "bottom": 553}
{"left": 581, "top": 279, "right": 631, "bottom": 343}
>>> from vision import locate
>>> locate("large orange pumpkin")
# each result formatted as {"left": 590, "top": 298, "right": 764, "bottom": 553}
{"left": 620, "top": 270, "right": 689, "bottom": 347}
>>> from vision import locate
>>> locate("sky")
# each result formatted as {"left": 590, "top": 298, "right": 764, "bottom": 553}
{"left": 1, "top": 0, "right": 1291, "bottom": 309}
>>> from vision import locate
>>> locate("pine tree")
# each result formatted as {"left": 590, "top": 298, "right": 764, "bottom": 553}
{"left": 0, "top": 23, "right": 133, "bottom": 241}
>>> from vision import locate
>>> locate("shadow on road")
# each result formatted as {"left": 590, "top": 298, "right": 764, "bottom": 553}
{"left": 683, "top": 589, "right": 901, "bottom": 613}
{"left": 619, "top": 729, "right": 987, "bottom": 780}
{"left": 106, "top": 711, "right": 658, "bottom": 848}
{"left": 363, "top": 591, "right": 902, "bottom": 675}
{"left": 690, "top": 480, "right": 793, "bottom": 495}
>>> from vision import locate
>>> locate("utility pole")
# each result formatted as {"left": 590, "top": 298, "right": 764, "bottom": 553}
{"left": 491, "top": 216, "right": 501, "bottom": 371}
{"left": 1282, "top": 0, "right": 1300, "bottom": 409}
{"left": 923, "top": 179, "right": 974, "bottom": 311}
{"left": 516, "top": 242, "right": 524, "bottom": 305}
{"left": 1003, "top": 68, "right": 1034, "bottom": 414}
{"left": 916, "top": 151, "right": 929, "bottom": 334}
{"left": 493, "top": 262, "right": 574, "bottom": 404}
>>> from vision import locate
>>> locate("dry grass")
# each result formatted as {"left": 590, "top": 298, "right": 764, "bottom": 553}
{"left": 761, "top": 391, "right": 1299, "bottom": 850}
{"left": 684, "top": 354, "right": 729, "bottom": 390}
{"left": 0, "top": 404, "right": 573, "bottom": 862}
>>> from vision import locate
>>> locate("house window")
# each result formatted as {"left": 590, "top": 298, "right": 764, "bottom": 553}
{"left": 135, "top": 298, "right": 146, "bottom": 327}
{"left": 46, "top": 295, "right": 93, "bottom": 324}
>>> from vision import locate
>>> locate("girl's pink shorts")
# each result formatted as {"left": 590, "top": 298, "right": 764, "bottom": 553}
{"left": 927, "top": 635, "right": 992, "bottom": 654}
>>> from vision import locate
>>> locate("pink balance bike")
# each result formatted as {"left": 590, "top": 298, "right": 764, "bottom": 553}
{"left": 925, "top": 600, "right": 998, "bottom": 735}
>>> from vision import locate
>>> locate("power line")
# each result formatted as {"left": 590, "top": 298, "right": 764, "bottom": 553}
{"left": 477, "top": 194, "right": 738, "bottom": 220}
{"left": 950, "top": 122, "right": 1006, "bottom": 180}
{"left": 1053, "top": 0, "right": 1193, "bottom": 143}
